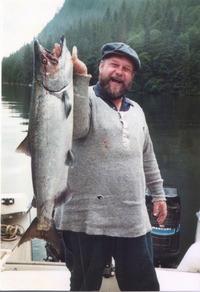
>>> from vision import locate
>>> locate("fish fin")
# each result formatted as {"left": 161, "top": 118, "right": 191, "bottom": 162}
{"left": 16, "top": 135, "right": 31, "bottom": 156}
{"left": 18, "top": 217, "right": 61, "bottom": 253}
{"left": 62, "top": 91, "right": 72, "bottom": 118}
{"left": 66, "top": 150, "right": 76, "bottom": 168}
{"left": 54, "top": 185, "right": 72, "bottom": 207}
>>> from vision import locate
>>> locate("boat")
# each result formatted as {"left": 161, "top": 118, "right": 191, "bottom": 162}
{"left": 1, "top": 191, "right": 200, "bottom": 291}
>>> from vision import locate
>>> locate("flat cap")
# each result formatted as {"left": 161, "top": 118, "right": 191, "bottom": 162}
{"left": 101, "top": 42, "right": 141, "bottom": 71}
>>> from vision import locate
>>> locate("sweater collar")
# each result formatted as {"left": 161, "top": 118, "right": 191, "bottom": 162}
{"left": 93, "top": 82, "right": 134, "bottom": 112}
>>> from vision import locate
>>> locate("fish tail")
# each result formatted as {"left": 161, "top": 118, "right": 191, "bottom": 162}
{"left": 18, "top": 217, "right": 61, "bottom": 253}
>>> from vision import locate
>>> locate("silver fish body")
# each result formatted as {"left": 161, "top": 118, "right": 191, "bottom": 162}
{"left": 16, "top": 35, "right": 74, "bottom": 252}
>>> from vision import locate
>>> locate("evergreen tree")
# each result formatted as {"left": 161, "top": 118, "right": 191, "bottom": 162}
{"left": 23, "top": 44, "right": 33, "bottom": 85}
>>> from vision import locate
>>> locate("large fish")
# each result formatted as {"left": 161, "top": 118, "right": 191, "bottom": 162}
{"left": 16, "top": 35, "right": 75, "bottom": 252}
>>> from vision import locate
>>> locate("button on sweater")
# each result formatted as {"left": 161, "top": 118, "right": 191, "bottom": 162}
{"left": 54, "top": 74, "right": 165, "bottom": 238}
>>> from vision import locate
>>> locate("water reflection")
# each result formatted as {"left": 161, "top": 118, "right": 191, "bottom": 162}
{"left": 1, "top": 85, "right": 32, "bottom": 197}
{"left": 1, "top": 85, "right": 200, "bottom": 263}
{"left": 2, "top": 84, "right": 31, "bottom": 120}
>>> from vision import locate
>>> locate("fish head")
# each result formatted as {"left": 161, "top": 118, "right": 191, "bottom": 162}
{"left": 34, "top": 35, "right": 72, "bottom": 92}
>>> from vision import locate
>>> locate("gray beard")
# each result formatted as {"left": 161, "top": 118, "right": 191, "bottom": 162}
{"left": 99, "top": 75, "right": 132, "bottom": 100}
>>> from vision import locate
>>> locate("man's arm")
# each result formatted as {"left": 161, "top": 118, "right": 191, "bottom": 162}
{"left": 142, "top": 118, "right": 167, "bottom": 224}
{"left": 71, "top": 46, "right": 92, "bottom": 139}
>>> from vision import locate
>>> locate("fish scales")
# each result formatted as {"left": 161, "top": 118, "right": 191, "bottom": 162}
{"left": 16, "top": 35, "right": 74, "bottom": 252}
{"left": 31, "top": 90, "right": 71, "bottom": 225}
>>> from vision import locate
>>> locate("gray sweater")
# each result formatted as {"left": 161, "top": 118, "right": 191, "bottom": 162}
{"left": 54, "top": 74, "right": 165, "bottom": 238}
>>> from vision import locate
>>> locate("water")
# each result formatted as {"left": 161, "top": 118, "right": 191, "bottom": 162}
{"left": 1, "top": 84, "right": 200, "bottom": 263}
{"left": 130, "top": 93, "right": 200, "bottom": 261}
{"left": 1, "top": 84, "right": 46, "bottom": 261}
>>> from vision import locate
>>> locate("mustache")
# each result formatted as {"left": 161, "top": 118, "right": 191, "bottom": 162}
{"left": 99, "top": 75, "right": 124, "bottom": 86}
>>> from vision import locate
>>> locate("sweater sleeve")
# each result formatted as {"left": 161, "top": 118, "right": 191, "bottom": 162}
{"left": 143, "top": 126, "right": 166, "bottom": 202}
{"left": 73, "top": 73, "right": 92, "bottom": 139}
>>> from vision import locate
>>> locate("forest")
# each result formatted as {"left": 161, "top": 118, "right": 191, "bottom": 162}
{"left": 2, "top": 0, "right": 200, "bottom": 95}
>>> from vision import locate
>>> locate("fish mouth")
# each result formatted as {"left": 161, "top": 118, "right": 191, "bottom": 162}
{"left": 34, "top": 35, "right": 71, "bottom": 92}
{"left": 35, "top": 35, "right": 65, "bottom": 65}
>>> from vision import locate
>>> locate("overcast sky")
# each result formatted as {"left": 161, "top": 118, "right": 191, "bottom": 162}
{"left": 2, "top": 0, "right": 65, "bottom": 58}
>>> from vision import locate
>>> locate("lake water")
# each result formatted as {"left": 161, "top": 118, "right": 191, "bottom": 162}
{"left": 1, "top": 84, "right": 200, "bottom": 263}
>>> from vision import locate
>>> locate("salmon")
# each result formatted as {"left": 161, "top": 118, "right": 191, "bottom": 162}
{"left": 16, "top": 35, "right": 75, "bottom": 252}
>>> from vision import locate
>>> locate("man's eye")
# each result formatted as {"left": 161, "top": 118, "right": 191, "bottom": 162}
{"left": 124, "top": 67, "right": 131, "bottom": 72}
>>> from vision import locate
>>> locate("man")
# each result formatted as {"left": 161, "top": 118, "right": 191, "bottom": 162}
{"left": 54, "top": 42, "right": 167, "bottom": 291}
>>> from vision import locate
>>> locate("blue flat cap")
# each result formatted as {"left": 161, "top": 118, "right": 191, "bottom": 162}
{"left": 101, "top": 42, "right": 141, "bottom": 71}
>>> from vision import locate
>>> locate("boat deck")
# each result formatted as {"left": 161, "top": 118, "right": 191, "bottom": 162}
{"left": 1, "top": 261, "right": 200, "bottom": 291}
{"left": 1, "top": 237, "right": 20, "bottom": 260}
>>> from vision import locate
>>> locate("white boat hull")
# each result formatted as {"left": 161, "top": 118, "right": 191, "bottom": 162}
{"left": 1, "top": 261, "right": 200, "bottom": 291}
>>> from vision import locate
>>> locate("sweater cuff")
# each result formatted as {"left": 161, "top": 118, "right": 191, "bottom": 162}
{"left": 73, "top": 73, "right": 91, "bottom": 88}
{"left": 147, "top": 183, "right": 166, "bottom": 202}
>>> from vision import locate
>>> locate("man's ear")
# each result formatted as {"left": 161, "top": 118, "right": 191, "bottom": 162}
{"left": 99, "top": 60, "right": 104, "bottom": 73}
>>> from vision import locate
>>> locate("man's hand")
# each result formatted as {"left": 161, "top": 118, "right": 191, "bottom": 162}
{"left": 153, "top": 200, "right": 167, "bottom": 225}
{"left": 72, "top": 46, "right": 88, "bottom": 75}
{"left": 53, "top": 44, "right": 88, "bottom": 75}
{"left": 53, "top": 43, "right": 61, "bottom": 57}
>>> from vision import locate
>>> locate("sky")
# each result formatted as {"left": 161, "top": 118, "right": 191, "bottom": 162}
{"left": 1, "top": 0, "right": 65, "bottom": 58}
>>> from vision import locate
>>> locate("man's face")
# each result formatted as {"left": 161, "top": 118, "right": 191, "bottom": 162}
{"left": 99, "top": 55, "right": 135, "bottom": 100}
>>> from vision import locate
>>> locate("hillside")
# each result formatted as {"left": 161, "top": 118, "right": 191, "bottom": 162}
{"left": 2, "top": 0, "right": 200, "bottom": 95}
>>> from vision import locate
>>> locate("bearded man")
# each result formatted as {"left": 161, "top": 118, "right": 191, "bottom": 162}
{"left": 54, "top": 42, "right": 167, "bottom": 291}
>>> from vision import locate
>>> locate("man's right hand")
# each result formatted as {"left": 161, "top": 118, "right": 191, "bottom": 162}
{"left": 53, "top": 44, "right": 88, "bottom": 75}
{"left": 72, "top": 46, "right": 88, "bottom": 75}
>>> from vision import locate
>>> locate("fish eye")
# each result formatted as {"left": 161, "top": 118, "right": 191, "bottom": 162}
{"left": 42, "top": 58, "right": 47, "bottom": 64}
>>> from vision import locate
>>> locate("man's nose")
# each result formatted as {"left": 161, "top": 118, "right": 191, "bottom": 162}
{"left": 115, "top": 67, "right": 123, "bottom": 75}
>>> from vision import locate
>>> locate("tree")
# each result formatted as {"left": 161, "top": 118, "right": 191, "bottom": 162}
{"left": 23, "top": 44, "right": 33, "bottom": 85}
{"left": 2, "top": 0, "right": 200, "bottom": 95}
